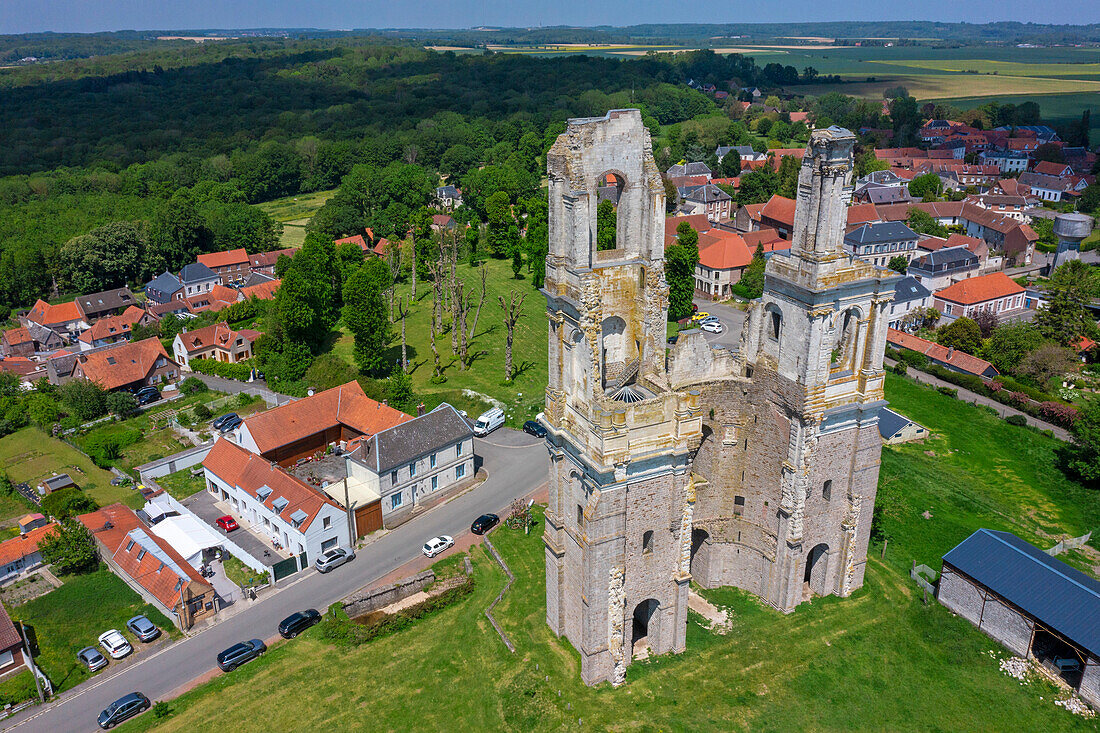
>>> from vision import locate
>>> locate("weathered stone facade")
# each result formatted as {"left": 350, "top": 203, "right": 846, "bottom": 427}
{"left": 543, "top": 112, "right": 897, "bottom": 686}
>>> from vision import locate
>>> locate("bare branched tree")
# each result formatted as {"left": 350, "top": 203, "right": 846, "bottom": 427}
{"left": 386, "top": 245, "right": 401, "bottom": 322}
{"left": 397, "top": 296, "right": 409, "bottom": 373}
{"left": 498, "top": 290, "right": 527, "bottom": 382}
{"left": 469, "top": 264, "right": 488, "bottom": 339}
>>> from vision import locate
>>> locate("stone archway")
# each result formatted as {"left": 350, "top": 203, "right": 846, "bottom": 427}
{"left": 804, "top": 543, "right": 830, "bottom": 597}
{"left": 690, "top": 528, "right": 711, "bottom": 583}
{"left": 631, "top": 598, "right": 660, "bottom": 659}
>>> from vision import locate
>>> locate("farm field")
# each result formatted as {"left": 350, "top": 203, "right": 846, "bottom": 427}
{"left": 117, "top": 374, "right": 1099, "bottom": 732}
{"left": 257, "top": 189, "right": 335, "bottom": 249}
{"left": 797, "top": 74, "right": 1100, "bottom": 101}
{"left": 327, "top": 256, "right": 547, "bottom": 425}
{"left": 0, "top": 428, "right": 130, "bottom": 514}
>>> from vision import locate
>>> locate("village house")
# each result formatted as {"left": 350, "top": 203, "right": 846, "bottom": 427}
{"left": 24, "top": 299, "right": 88, "bottom": 339}
{"left": 75, "top": 288, "right": 137, "bottom": 322}
{"left": 964, "top": 194, "right": 1029, "bottom": 222}
{"left": 886, "top": 276, "right": 932, "bottom": 330}
{"left": 238, "top": 277, "right": 280, "bottom": 301}
{"left": 681, "top": 183, "right": 733, "bottom": 221}
{"left": 76, "top": 306, "right": 153, "bottom": 351}
{"left": 907, "top": 247, "right": 980, "bottom": 291}
{"left": 877, "top": 408, "right": 929, "bottom": 444}
{"left": 79, "top": 504, "right": 216, "bottom": 630}
{"left": 234, "top": 381, "right": 412, "bottom": 467}
{"left": 694, "top": 230, "right": 753, "bottom": 298}
{"left": 978, "top": 150, "right": 1029, "bottom": 174}
{"left": 197, "top": 248, "right": 251, "bottom": 286}
{"left": 758, "top": 195, "right": 796, "bottom": 238}
{"left": 435, "top": 185, "right": 462, "bottom": 210}
{"left": 666, "top": 162, "right": 712, "bottom": 179}
{"left": 143, "top": 272, "right": 184, "bottom": 305}
{"left": 961, "top": 203, "right": 1027, "bottom": 251}
{"left": 0, "top": 327, "right": 33, "bottom": 358}
{"left": 843, "top": 221, "right": 920, "bottom": 267}
{"left": 73, "top": 337, "right": 177, "bottom": 392}
{"left": 0, "top": 521, "right": 57, "bottom": 585}
{"left": 172, "top": 323, "right": 263, "bottom": 370}
{"left": 179, "top": 263, "right": 220, "bottom": 298}
{"left": 1003, "top": 224, "right": 1039, "bottom": 267}
{"left": 202, "top": 438, "right": 353, "bottom": 560}
{"left": 887, "top": 328, "right": 999, "bottom": 378}
{"left": 934, "top": 272, "right": 1027, "bottom": 321}
{"left": 249, "top": 248, "right": 296, "bottom": 277}
{"left": 1017, "top": 171, "right": 1088, "bottom": 203}
{"left": 0, "top": 606, "right": 28, "bottom": 681}
{"left": 344, "top": 404, "right": 475, "bottom": 527}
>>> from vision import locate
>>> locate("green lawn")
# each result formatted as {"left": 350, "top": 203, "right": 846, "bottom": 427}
{"left": 0, "top": 428, "right": 128, "bottom": 515}
{"left": 8, "top": 568, "right": 176, "bottom": 694}
{"left": 116, "top": 375, "right": 1100, "bottom": 732}
{"left": 256, "top": 189, "right": 335, "bottom": 223}
{"left": 156, "top": 469, "right": 205, "bottom": 501}
{"left": 328, "top": 257, "right": 548, "bottom": 426}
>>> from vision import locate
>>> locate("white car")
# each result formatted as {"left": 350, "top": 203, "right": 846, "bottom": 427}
{"left": 701, "top": 321, "right": 723, "bottom": 334}
{"left": 422, "top": 535, "right": 455, "bottom": 558}
{"left": 98, "top": 629, "right": 132, "bottom": 660}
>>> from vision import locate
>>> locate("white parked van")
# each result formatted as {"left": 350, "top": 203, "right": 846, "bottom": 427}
{"left": 473, "top": 407, "right": 504, "bottom": 436}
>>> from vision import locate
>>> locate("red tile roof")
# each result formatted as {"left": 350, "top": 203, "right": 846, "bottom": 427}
{"left": 0, "top": 604, "right": 19, "bottom": 651}
{"left": 240, "top": 381, "right": 412, "bottom": 456}
{"left": 249, "top": 248, "right": 296, "bottom": 269}
{"left": 77, "top": 306, "right": 146, "bottom": 345}
{"left": 0, "top": 522, "right": 57, "bottom": 567}
{"left": 27, "top": 299, "right": 83, "bottom": 328}
{"left": 78, "top": 504, "right": 212, "bottom": 610}
{"left": 741, "top": 203, "right": 765, "bottom": 222}
{"left": 239, "top": 279, "right": 280, "bottom": 300}
{"left": 177, "top": 323, "right": 262, "bottom": 355}
{"left": 197, "top": 248, "right": 249, "bottom": 269}
{"left": 760, "top": 195, "right": 796, "bottom": 227}
{"left": 202, "top": 438, "right": 342, "bottom": 531}
{"left": 334, "top": 234, "right": 369, "bottom": 251}
{"left": 698, "top": 230, "right": 751, "bottom": 270}
{"left": 3, "top": 327, "right": 31, "bottom": 346}
{"left": 944, "top": 233, "right": 987, "bottom": 256}
{"left": 935, "top": 272, "right": 1024, "bottom": 306}
{"left": 75, "top": 337, "right": 171, "bottom": 390}
{"left": 886, "top": 328, "right": 998, "bottom": 377}
{"left": 742, "top": 228, "right": 785, "bottom": 250}
{"left": 663, "top": 214, "right": 712, "bottom": 248}
{"left": 1033, "top": 161, "right": 1071, "bottom": 177}
{"left": 0, "top": 357, "right": 42, "bottom": 378}
{"left": 846, "top": 203, "right": 880, "bottom": 226}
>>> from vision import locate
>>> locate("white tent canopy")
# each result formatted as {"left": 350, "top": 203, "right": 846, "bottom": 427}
{"left": 150, "top": 515, "right": 223, "bottom": 570}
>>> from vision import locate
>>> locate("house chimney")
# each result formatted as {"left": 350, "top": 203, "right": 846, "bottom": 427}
{"left": 947, "top": 348, "right": 954, "bottom": 358}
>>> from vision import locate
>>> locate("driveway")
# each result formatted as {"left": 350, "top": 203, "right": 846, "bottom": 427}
{"left": 5, "top": 428, "right": 549, "bottom": 732}
{"left": 181, "top": 490, "right": 289, "bottom": 564}
{"left": 690, "top": 298, "right": 748, "bottom": 352}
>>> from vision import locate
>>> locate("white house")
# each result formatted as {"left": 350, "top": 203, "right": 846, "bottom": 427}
{"left": 0, "top": 523, "right": 57, "bottom": 585}
{"left": 202, "top": 438, "right": 352, "bottom": 560}
{"left": 887, "top": 276, "right": 933, "bottom": 331}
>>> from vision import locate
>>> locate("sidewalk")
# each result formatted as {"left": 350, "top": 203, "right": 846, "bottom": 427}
{"left": 887, "top": 359, "right": 1072, "bottom": 442}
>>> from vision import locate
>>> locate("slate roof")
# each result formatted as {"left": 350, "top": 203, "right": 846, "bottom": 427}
{"left": 877, "top": 408, "right": 918, "bottom": 440}
{"left": 891, "top": 276, "right": 931, "bottom": 305}
{"left": 845, "top": 221, "right": 917, "bottom": 246}
{"left": 683, "top": 184, "right": 731, "bottom": 204}
{"left": 75, "top": 288, "right": 136, "bottom": 318}
{"left": 943, "top": 529, "right": 1100, "bottom": 655}
{"left": 145, "top": 271, "right": 182, "bottom": 296}
{"left": 355, "top": 403, "right": 473, "bottom": 475}
{"left": 436, "top": 185, "right": 461, "bottom": 198}
{"left": 180, "top": 263, "right": 219, "bottom": 285}
{"left": 910, "top": 246, "right": 979, "bottom": 272}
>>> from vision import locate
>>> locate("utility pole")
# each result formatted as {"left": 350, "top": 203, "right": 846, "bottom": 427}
{"left": 20, "top": 623, "right": 44, "bottom": 703}
{"left": 343, "top": 476, "right": 357, "bottom": 550}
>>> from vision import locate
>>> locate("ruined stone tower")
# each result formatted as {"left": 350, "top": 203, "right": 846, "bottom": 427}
{"left": 542, "top": 113, "right": 897, "bottom": 686}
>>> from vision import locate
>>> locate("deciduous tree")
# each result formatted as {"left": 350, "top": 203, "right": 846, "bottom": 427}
{"left": 39, "top": 518, "right": 99, "bottom": 575}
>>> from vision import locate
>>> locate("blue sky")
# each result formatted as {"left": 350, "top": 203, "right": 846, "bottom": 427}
{"left": 3, "top": 1, "right": 1096, "bottom": 34}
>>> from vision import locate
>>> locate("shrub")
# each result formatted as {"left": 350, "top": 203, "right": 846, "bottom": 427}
{"left": 936, "top": 386, "right": 957, "bottom": 398}
{"left": 83, "top": 433, "right": 121, "bottom": 467}
{"left": 152, "top": 701, "right": 172, "bottom": 719}
{"left": 42, "top": 487, "right": 99, "bottom": 519}
{"left": 105, "top": 391, "right": 140, "bottom": 419}
{"left": 179, "top": 376, "right": 207, "bottom": 395}
{"left": 897, "top": 349, "right": 928, "bottom": 368}
{"left": 893, "top": 362, "right": 907, "bottom": 375}
{"left": 1005, "top": 414, "right": 1028, "bottom": 427}
{"left": 1009, "top": 391, "right": 1031, "bottom": 407}
{"left": 1039, "top": 401, "right": 1080, "bottom": 427}
{"left": 192, "top": 403, "right": 212, "bottom": 421}
{"left": 188, "top": 358, "right": 252, "bottom": 382}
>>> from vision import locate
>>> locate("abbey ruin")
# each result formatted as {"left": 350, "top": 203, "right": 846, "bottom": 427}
{"left": 540, "top": 109, "right": 899, "bottom": 686}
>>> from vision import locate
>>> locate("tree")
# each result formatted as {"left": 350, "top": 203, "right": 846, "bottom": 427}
{"left": 1017, "top": 344, "right": 1078, "bottom": 390}
{"left": 58, "top": 380, "right": 107, "bottom": 421}
{"left": 666, "top": 223, "right": 699, "bottom": 321}
{"left": 59, "top": 222, "right": 146, "bottom": 294}
{"left": 985, "top": 323, "right": 1047, "bottom": 374}
{"left": 776, "top": 155, "right": 800, "bottom": 199}
{"left": 1036, "top": 260, "right": 1100, "bottom": 346}
{"left": 937, "top": 317, "right": 982, "bottom": 354}
{"left": 1065, "top": 399, "right": 1100, "bottom": 485}
{"left": 738, "top": 245, "right": 767, "bottom": 299}
{"left": 341, "top": 259, "right": 392, "bottom": 376}
{"left": 906, "top": 208, "right": 948, "bottom": 238}
{"left": 719, "top": 150, "right": 741, "bottom": 177}
{"left": 42, "top": 487, "right": 99, "bottom": 520}
{"left": 971, "top": 308, "right": 998, "bottom": 339}
{"left": 736, "top": 169, "right": 780, "bottom": 205}
{"left": 146, "top": 190, "right": 212, "bottom": 278}
{"left": 1033, "top": 143, "right": 1066, "bottom": 164}
{"left": 38, "top": 518, "right": 99, "bottom": 574}
{"left": 889, "top": 95, "right": 921, "bottom": 147}
{"left": 596, "top": 200, "right": 617, "bottom": 251}
{"left": 105, "top": 391, "right": 139, "bottom": 419}
{"left": 908, "top": 173, "right": 943, "bottom": 202}
{"left": 886, "top": 256, "right": 909, "bottom": 274}
{"left": 485, "top": 191, "right": 513, "bottom": 258}
{"left": 498, "top": 290, "right": 528, "bottom": 382}
{"left": 1080, "top": 184, "right": 1100, "bottom": 215}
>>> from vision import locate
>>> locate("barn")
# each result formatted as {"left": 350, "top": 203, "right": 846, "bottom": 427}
{"left": 937, "top": 529, "right": 1099, "bottom": 708}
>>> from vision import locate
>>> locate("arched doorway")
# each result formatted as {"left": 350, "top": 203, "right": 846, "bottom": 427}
{"left": 803, "top": 543, "right": 830, "bottom": 597}
{"left": 690, "top": 528, "right": 710, "bottom": 583}
{"left": 631, "top": 599, "right": 660, "bottom": 659}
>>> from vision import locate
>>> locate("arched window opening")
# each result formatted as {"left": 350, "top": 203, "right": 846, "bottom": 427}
{"left": 596, "top": 173, "right": 625, "bottom": 251}
{"left": 823, "top": 480, "right": 832, "bottom": 501}
{"left": 770, "top": 310, "right": 782, "bottom": 340}
{"left": 642, "top": 530, "right": 654, "bottom": 554}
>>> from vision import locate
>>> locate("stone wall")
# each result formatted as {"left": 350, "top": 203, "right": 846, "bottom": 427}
{"left": 937, "top": 566, "right": 1033, "bottom": 657}
{"left": 342, "top": 570, "right": 434, "bottom": 618}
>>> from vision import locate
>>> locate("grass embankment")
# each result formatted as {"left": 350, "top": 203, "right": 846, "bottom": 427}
{"left": 0, "top": 428, "right": 128, "bottom": 516}
{"left": 8, "top": 568, "right": 175, "bottom": 694}
{"left": 116, "top": 376, "right": 1100, "bottom": 731}
{"left": 330, "top": 257, "right": 548, "bottom": 426}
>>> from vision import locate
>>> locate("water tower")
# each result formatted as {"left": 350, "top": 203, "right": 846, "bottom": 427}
{"left": 1049, "top": 212, "right": 1094, "bottom": 274}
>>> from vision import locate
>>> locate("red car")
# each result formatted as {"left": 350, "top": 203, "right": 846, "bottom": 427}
{"left": 216, "top": 516, "right": 239, "bottom": 532}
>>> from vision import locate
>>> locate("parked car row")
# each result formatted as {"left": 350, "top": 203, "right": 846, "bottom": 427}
{"left": 212, "top": 411, "right": 241, "bottom": 433}
{"left": 78, "top": 616, "right": 161, "bottom": 679}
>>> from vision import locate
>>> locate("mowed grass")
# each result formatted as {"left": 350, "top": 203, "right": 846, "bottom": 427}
{"left": 8, "top": 568, "right": 175, "bottom": 694}
{"left": 119, "top": 377, "right": 1100, "bottom": 732}
{"left": 0, "top": 428, "right": 128, "bottom": 514}
{"left": 156, "top": 468, "right": 205, "bottom": 501}
{"left": 256, "top": 189, "right": 335, "bottom": 223}
{"left": 330, "top": 257, "right": 547, "bottom": 424}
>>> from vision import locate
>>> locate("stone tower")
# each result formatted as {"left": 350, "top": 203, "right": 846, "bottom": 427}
{"left": 542, "top": 110, "right": 703, "bottom": 686}
{"left": 543, "top": 115, "right": 896, "bottom": 687}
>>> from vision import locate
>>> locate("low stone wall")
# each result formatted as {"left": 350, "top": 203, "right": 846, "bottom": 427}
{"left": 342, "top": 570, "right": 435, "bottom": 618}
{"left": 137, "top": 444, "right": 213, "bottom": 481}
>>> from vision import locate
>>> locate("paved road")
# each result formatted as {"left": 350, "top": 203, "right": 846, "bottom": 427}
{"left": 4, "top": 429, "right": 548, "bottom": 732}
{"left": 690, "top": 297, "right": 748, "bottom": 351}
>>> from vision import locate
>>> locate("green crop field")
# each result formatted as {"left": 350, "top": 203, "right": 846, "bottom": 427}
{"left": 117, "top": 374, "right": 1099, "bottom": 732}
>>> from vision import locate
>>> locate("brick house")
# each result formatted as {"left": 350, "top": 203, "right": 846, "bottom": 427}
{"left": 1003, "top": 224, "right": 1039, "bottom": 267}
{"left": 79, "top": 504, "right": 216, "bottom": 630}
{"left": 73, "top": 337, "right": 177, "bottom": 392}
{"left": 0, "top": 605, "right": 27, "bottom": 681}
{"left": 197, "top": 248, "right": 251, "bottom": 286}
{"left": 681, "top": 184, "right": 733, "bottom": 221}
{"left": 934, "top": 272, "right": 1026, "bottom": 321}
{"left": 76, "top": 306, "right": 154, "bottom": 351}
{"left": 1, "top": 327, "right": 33, "bottom": 358}
{"left": 758, "top": 195, "right": 796, "bottom": 238}
{"left": 172, "top": 323, "right": 262, "bottom": 370}
{"left": 248, "top": 248, "right": 296, "bottom": 277}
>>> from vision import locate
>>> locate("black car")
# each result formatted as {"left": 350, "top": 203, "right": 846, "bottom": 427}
{"left": 211, "top": 412, "right": 239, "bottom": 431}
{"left": 278, "top": 609, "right": 322, "bottom": 639}
{"left": 135, "top": 386, "right": 160, "bottom": 405}
{"left": 471, "top": 513, "right": 500, "bottom": 535}
{"left": 98, "top": 691, "right": 149, "bottom": 729}
{"left": 522, "top": 420, "right": 546, "bottom": 438}
{"left": 217, "top": 639, "right": 266, "bottom": 672}
{"left": 219, "top": 415, "right": 243, "bottom": 433}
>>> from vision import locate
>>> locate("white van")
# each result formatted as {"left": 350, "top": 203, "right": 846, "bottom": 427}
{"left": 473, "top": 407, "right": 505, "bottom": 437}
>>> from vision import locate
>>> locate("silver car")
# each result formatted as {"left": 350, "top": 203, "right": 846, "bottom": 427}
{"left": 314, "top": 547, "right": 354, "bottom": 573}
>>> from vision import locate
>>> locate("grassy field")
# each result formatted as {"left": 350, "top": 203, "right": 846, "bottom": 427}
{"left": 118, "top": 374, "right": 1099, "bottom": 732}
{"left": 328, "top": 257, "right": 547, "bottom": 425}
{"left": 7, "top": 568, "right": 176, "bottom": 694}
{"left": 256, "top": 189, "right": 335, "bottom": 223}
{"left": 156, "top": 468, "right": 205, "bottom": 501}
{"left": 799, "top": 74, "right": 1100, "bottom": 101}
{"left": 0, "top": 428, "right": 130, "bottom": 514}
